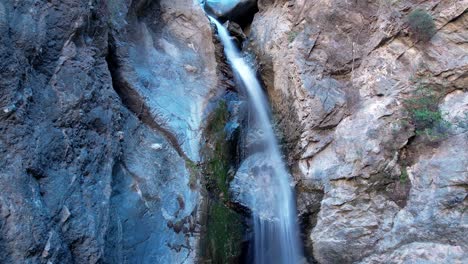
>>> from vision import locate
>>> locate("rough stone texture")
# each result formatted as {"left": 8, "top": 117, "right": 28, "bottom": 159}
{"left": 104, "top": 109, "right": 199, "bottom": 263}
{"left": 230, "top": 153, "right": 280, "bottom": 218}
{"left": 0, "top": 1, "right": 120, "bottom": 262}
{"left": 0, "top": 0, "right": 218, "bottom": 263}
{"left": 360, "top": 242, "right": 466, "bottom": 264}
{"left": 109, "top": 0, "right": 218, "bottom": 162}
{"left": 247, "top": 0, "right": 468, "bottom": 263}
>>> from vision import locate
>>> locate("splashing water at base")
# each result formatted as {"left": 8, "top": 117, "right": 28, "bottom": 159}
{"left": 208, "top": 16, "right": 304, "bottom": 264}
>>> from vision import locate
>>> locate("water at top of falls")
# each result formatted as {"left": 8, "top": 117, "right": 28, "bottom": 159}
{"left": 208, "top": 16, "right": 304, "bottom": 264}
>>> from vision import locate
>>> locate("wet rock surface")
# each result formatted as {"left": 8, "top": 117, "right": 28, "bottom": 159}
{"left": 230, "top": 153, "right": 276, "bottom": 217}
{"left": 247, "top": 0, "right": 468, "bottom": 263}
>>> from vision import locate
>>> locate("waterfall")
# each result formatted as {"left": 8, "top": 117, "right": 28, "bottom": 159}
{"left": 208, "top": 16, "right": 304, "bottom": 264}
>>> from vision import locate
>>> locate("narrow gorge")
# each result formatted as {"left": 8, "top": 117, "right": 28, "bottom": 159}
{"left": 0, "top": 0, "right": 467, "bottom": 264}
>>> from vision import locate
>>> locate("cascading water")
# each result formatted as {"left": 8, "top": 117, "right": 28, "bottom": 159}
{"left": 208, "top": 16, "right": 304, "bottom": 264}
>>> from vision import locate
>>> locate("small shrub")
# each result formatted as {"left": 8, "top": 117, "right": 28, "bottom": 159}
{"left": 288, "top": 31, "right": 298, "bottom": 43}
{"left": 400, "top": 166, "right": 408, "bottom": 184}
{"left": 407, "top": 9, "right": 436, "bottom": 42}
{"left": 186, "top": 160, "right": 199, "bottom": 189}
{"left": 404, "top": 85, "right": 451, "bottom": 140}
{"left": 454, "top": 112, "right": 468, "bottom": 131}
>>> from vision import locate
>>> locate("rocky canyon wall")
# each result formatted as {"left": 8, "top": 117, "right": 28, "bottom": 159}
{"left": 247, "top": 0, "right": 467, "bottom": 263}
{"left": 0, "top": 0, "right": 221, "bottom": 263}
{"left": 1, "top": 0, "right": 467, "bottom": 263}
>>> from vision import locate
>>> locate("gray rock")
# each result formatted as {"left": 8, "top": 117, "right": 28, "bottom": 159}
{"left": 359, "top": 242, "right": 466, "bottom": 264}
{"left": 230, "top": 153, "right": 271, "bottom": 215}
{"left": 104, "top": 110, "right": 199, "bottom": 263}
{"left": 0, "top": 1, "right": 120, "bottom": 262}
{"left": 248, "top": 0, "right": 468, "bottom": 263}
{"left": 109, "top": 0, "right": 218, "bottom": 162}
{"left": 0, "top": 0, "right": 219, "bottom": 263}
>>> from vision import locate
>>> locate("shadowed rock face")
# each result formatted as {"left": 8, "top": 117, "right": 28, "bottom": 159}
{"left": 0, "top": 0, "right": 219, "bottom": 263}
{"left": 247, "top": 0, "right": 468, "bottom": 263}
{"left": 205, "top": 0, "right": 258, "bottom": 27}
{"left": 0, "top": 1, "right": 120, "bottom": 262}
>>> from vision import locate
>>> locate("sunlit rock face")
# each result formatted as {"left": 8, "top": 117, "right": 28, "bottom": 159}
{"left": 109, "top": 0, "right": 218, "bottom": 162}
{"left": 247, "top": 0, "right": 468, "bottom": 263}
{"left": 105, "top": 1, "right": 219, "bottom": 262}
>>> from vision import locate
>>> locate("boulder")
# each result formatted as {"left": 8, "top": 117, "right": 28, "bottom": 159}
{"left": 230, "top": 153, "right": 287, "bottom": 220}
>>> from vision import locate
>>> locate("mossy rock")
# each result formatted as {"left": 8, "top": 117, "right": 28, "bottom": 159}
{"left": 200, "top": 100, "right": 245, "bottom": 263}
{"left": 203, "top": 201, "right": 244, "bottom": 264}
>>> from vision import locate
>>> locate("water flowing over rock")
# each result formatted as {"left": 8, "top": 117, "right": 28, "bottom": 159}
{"left": 209, "top": 16, "right": 304, "bottom": 264}
{"left": 230, "top": 153, "right": 280, "bottom": 220}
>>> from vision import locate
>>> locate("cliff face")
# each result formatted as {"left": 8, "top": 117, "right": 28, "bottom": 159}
{"left": 247, "top": 0, "right": 467, "bottom": 263}
{"left": 0, "top": 0, "right": 219, "bottom": 263}
{"left": 1, "top": 0, "right": 467, "bottom": 263}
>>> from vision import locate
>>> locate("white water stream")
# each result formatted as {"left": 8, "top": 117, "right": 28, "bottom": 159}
{"left": 209, "top": 16, "right": 304, "bottom": 264}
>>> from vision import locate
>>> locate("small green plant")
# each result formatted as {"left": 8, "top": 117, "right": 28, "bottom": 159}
{"left": 185, "top": 159, "right": 199, "bottom": 189}
{"left": 200, "top": 100, "right": 244, "bottom": 263}
{"left": 404, "top": 85, "right": 451, "bottom": 140}
{"left": 205, "top": 202, "right": 243, "bottom": 263}
{"left": 454, "top": 112, "right": 468, "bottom": 131}
{"left": 400, "top": 166, "right": 408, "bottom": 183}
{"left": 288, "top": 31, "right": 299, "bottom": 43}
{"left": 407, "top": 9, "right": 436, "bottom": 42}
{"left": 204, "top": 100, "right": 231, "bottom": 197}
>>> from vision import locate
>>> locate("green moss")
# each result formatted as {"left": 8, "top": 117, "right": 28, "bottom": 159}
{"left": 204, "top": 101, "right": 231, "bottom": 197}
{"left": 200, "top": 100, "right": 244, "bottom": 263}
{"left": 207, "top": 152, "right": 230, "bottom": 196}
{"left": 288, "top": 31, "right": 299, "bottom": 43}
{"left": 204, "top": 201, "right": 243, "bottom": 263}
{"left": 206, "top": 101, "right": 228, "bottom": 135}
{"left": 400, "top": 166, "right": 408, "bottom": 183}
{"left": 454, "top": 112, "right": 468, "bottom": 131}
{"left": 185, "top": 159, "right": 199, "bottom": 189}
